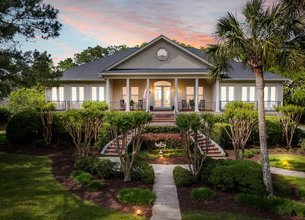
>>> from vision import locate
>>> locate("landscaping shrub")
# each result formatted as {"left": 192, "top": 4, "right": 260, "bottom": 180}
{"left": 6, "top": 111, "right": 42, "bottom": 144}
{"left": 141, "top": 133, "right": 183, "bottom": 149}
{"left": 173, "top": 166, "right": 195, "bottom": 187}
{"left": 131, "top": 159, "right": 155, "bottom": 184}
{"left": 191, "top": 187, "right": 215, "bottom": 201}
{"left": 87, "top": 180, "right": 103, "bottom": 192}
{"left": 74, "top": 156, "right": 95, "bottom": 173}
{"left": 94, "top": 123, "right": 112, "bottom": 149}
{"left": 0, "top": 107, "right": 10, "bottom": 124}
{"left": 211, "top": 123, "right": 231, "bottom": 149}
{"left": 72, "top": 171, "right": 93, "bottom": 185}
{"left": 243, "top": 148, "right": 260, "bottom": 158}
{"left": 208, "top": 160, "right": 266, "bottom": 195}
{"left": 118, "top": 188, "right": 155, "bottom": 205}
{"left": 199, "top": 157, "right": 226, "bottom": 183}
{"left": 236, "top": 194, "right": 305, "bottom": 217}
{"left": 143, "top": 126, "right": 180, "bottom": 134}
{"left": 273, "top": 181, "right": 293, "bottom": 197}
{"left": 52, "top": 113, "right": 72, "bottom": 144}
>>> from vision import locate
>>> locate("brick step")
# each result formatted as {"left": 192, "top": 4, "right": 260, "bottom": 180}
{"left": 207, "top": 153, "right": 224, "bottom": 157}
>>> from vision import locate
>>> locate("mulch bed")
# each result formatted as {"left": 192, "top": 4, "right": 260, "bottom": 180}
{"left": 177, "top": 183, "right": 303, "bottom": 220}
{"left": 2, "top": 144, "right": 153, "bottom": 219}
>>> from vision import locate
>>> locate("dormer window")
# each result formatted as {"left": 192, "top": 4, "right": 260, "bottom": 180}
{"left": 156, "top": 47, "right": 169, "bottom": 61}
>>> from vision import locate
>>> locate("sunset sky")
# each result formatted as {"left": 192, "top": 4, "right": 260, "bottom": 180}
{"left": 19, "top": 0, "right": 276, "bottom": 64}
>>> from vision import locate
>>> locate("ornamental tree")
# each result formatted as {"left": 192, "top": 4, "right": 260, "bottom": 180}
{"left": 105, "top": 111, "right": 151, "bottom": 182}
{"left": 223, "top": 101, "right": 258, "bottom": 160}
{"left": 40, "top": 102, "right": 56, "bottom": 144}
{"left": 275, "top": 104, "right": 305, "bottom": 148}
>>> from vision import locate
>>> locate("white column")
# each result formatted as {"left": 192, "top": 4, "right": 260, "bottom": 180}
{"left": 215, "top": 79, "right": 220, "bottom": 112}
{"left": 146, "top": 79, "right": 150, "bottom": 112}
{"left": 174, "top": 78, "right": 178, "bottom": 114}
{"left": 105, "top": 79, "right": 110, "bottom": 106}
{"left": 195, "top": 78, "right": 199, "bottom": 112}
{"left": 126, "top": 78, "right": 130, "bottom": 111}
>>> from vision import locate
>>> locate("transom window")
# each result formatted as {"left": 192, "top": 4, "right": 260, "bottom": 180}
{"left": 92, "top": 86, "right": 105, "bottom": 101}
{"left": 242, "top": 86, "right": 256, "bottom": 102}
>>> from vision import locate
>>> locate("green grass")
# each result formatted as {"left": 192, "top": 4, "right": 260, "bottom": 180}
{"left": 274, "top": 175, "right": 305, "bottom": 200}
{"left": 182, "top": 211, "right": 270, "bottom": 220}
{"left": 139, "top": 148, "right": 185, "bottom": 159}
{"left": 0, "top": 152, "right": 143, "bottom": 220}
{"left": 269, "top": 154, "right": 305, "bottom": 172}
{"left": 191, "top": 187, "right": 215, "bottom": 201}
{"left": 118, "top": 188, "right": 155, "bottom": 206}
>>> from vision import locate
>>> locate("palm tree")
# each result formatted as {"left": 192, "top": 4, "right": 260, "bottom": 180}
{"left": 206, "top": 0, "right": 305, "bottom": 194}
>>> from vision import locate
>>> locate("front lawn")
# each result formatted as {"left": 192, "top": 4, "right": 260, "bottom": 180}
{"left": 269, "top": 154, "right": 305, "bottom": 172}
{"left": 0, "top": 152, "right": 143, "bottom": 220}
{"left": 182, "top": 211, "right": 269, "bottom": 220}
{"left": 274, "top": 175, "right": 305, "bottom": 200}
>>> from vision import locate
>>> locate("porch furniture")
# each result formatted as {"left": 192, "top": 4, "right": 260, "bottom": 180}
{"left": 138, "top": 100, "right": 143, "bottom": 110}
{"left": 199, "top": 100, "right": 205, "bottom": 110}
{"left": 120, "top": 100, "right": 125, "bottom": 110}
{"left": 182, "top": 100, "right": 187, "bottom": 110}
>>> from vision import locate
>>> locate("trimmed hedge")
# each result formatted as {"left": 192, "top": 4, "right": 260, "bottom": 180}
{"left": 211, "top": 123, "right": 231, "bottom": 149}
{"left": 191, "top": 187, "right": 215, "bottom": 201}
{"left": 0, "top": 107, "right": 10, "bottom": 124}
{"left": 131, "top": 160, "right": 155, "bottom": 184}
{"left": 88, "top": 180, "right": 103, "bottom": 192}
{"left": 118, "top": 188, "right": 155, "bottom": 205}
{"left": 6, "top": 111, "right": 42, "bottom": 144}
{"left": 208, "top": 160, "right": 266, "bottom": 195}
{"left": 143, "top": 126, "right": 180, "bottom": 134}
{"left": 236, "top": 194, "right": 305, "bottom": 217}
{"left": 199, "top": 157, "right": 226, "bottom": 183}
{"left": 173, "top": 166, "right": 195, "bottom": 187}
{"left": 72, "top": 171, "right": 93, "bottom": 185}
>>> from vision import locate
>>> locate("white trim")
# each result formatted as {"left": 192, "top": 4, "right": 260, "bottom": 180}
{"left": 195, "top": 78, "right": 199, "bottom": 112}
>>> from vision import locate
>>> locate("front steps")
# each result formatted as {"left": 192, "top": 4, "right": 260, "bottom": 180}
{"left": 151, "top": 111, "right": 175, "bottom": 123}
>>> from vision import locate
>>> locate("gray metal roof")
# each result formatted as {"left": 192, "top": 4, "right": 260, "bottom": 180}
{"left": 60, "top": 40, "right": 286, "bottom": 81}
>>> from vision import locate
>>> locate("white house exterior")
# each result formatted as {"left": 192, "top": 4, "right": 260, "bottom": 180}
{"left": 46, "top": 35, "right": 286, "bottom": 113}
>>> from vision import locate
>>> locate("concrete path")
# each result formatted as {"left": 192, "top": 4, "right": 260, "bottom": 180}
{"left": 271, "top": 167, "right": 305, "bottom": 178}
{"left": 150, "top": 164, "right": 181, "bottom": 220}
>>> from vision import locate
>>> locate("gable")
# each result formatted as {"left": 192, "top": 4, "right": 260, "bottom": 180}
{"left": 114, "top": 39, "right": 208, "bottom": 70}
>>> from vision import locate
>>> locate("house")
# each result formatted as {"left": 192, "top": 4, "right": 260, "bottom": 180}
{"left": 46, "top": 35, "right": 286, "bottom": 113}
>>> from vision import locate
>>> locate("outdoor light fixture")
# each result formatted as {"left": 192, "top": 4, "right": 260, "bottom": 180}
{"left": 136, "top": 209, "right": 142, "bottom": 215}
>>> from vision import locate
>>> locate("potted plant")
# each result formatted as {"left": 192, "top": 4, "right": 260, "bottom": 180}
{"left": 130, "top": 99, "right": 134, "bottom": 110}
{"left": 189, "top": 99, "right": 195, "bottom": 110}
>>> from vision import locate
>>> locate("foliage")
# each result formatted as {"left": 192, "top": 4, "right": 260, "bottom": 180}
{"left": 182, "top": 211, "right": 269, "bottom": 220}
{"left": 60, "top": 109, "right": 104, "bottom": 156}
{"left": 131, "top": 159, "right": 155, "bottom": 184}
{"left": 0, "top": 107, "right": 10, "bottom": 124}
{"left": 72, "top": 171, "right": 93, "bottom": 185}
{"left": 173, "top": 166, "right": 195, "bottom": 187}
{"left": 6, "top": 111, "right": 42, "bottom": 144}
{"left": 269, "top": 154, "right": 305, "bottom": 172}
{"left": 8, "top": 87, "right": 45, "bottom": 115}
{"left": 105, "top": 111, "right": 152, "bottom": 182}
{"left": 223, "top": 101, "right": 258, "bottom": 160}
{"left": 142, "top": 126, "right": 180, "bottom": 134}
{"left": 191, "top": 187, "right": 215, "bottom": 201}
{"left": 118, "top": 188, "right": 155, "bottom": 206}
{"left": 141, "top": 133, "right": 183, "bottom": 150}
{"left": 235, "top": 194, "right": 305, "bottom": 217}
{"left": 211, "top": 123, "right": 231, "bottom": 149}
{"left": 208, "top": 160, "right": 266, "bottom": 195}
{"left": 275, "top": 104, "right": 305, "bottom": 148}
{"left": 40, "top": 102, "right": 56, "bottom": 144}
{"left": 88, "top": 180, "right": 103, "bottom": 192}
{"left": 199, "top": 157, "right": 226, "bottom": 183}
{"left": 94, "top": 123, "right": 112, "bottom": 149}
{"left": 0, "top": 153, "right": 142, "bottom": 220}
{"left": 243, "top": 148, "right": 260, "bottom": 158}
{"left": 82, "top": 101, "right": 108, "bottom": 111}
{"left": 138, "top": 148, "right": 185, "bottom": 160}
{"left": 273, "top": 175, "right": 305, "bottom": 201}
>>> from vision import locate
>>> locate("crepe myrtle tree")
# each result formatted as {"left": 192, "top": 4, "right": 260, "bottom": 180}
{"left": 223, "top": 102, "right": 258, "bottom": 160}
{"left": 60, "top": 108, "right": 104, "bottom": 156}
{"left": 105, "top": 111, "right": 152, "bottom": 182}
{"left": 275, "top": 104, "right": 305, "bottom": 149}
{"left": 40, "top": 102, "right": 56, "bottom": 144}
{"left": 206, "top": 0, "right": 305, "bottom": 194}
{"left": 176, "top": 113, "right": 214, "bottom": 178}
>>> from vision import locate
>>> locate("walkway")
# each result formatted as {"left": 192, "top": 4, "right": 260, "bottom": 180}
{"left": 150, "top": 164, "right": 181, "bottom": 220}
{"left": 271, "top": 167, "right": 305, "bottom": 178}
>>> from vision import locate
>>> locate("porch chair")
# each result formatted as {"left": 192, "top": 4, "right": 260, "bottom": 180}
{"left": 120, "top": 100, "right": 125, "bottom": 110}
{"left": 182, "top": 100, "right": 187, "bottom": 111}
{"left": 138, "top": 100, "right": 143, "bottom": 110}
{"left": 199, "top": 100, "right": 206, "bottom": 110}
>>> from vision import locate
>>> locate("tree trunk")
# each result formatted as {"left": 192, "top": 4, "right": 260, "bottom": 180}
{"left": 254, "top": 68, "right": 273, "bottom": 195}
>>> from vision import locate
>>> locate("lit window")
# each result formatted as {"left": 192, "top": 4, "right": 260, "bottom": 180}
{"left": 71, "top": 86, "right": 84, "bottom": 101}
{"left": 242, "top": 86, "right": 256, "bottom": 102}
{"left": 122, "top": 87, "right": 139, "bottom": 102}
{"left": 92, "top": 86, "right": 105, "bottom": 101}
{"left": 186, "top": 87, "right": 194, "bottom": 101}
{"left": 51, "top": 87, "right": 64, "bottom": 101}
{"left": 198, "top": 87, "right": 204, "bottom": 101}
{"left": 264, "top": 86, "right": 277, "bottom": 110}
{"left": 220, "top": 86, "right": 235, "bottom": 109}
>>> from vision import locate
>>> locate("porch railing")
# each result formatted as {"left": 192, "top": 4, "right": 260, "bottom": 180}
{"left": 178, "top": 101, "right": 215, "bottom": 112}
{"left": 220, "top": 101, "right": 281, "bottom": 111}
{"left": 109, "top": 101, "right": 147, "bottom": 111}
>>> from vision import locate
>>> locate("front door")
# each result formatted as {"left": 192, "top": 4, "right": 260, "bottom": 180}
{"left": 154, "top": 81, "right": 171, "bottom": 109}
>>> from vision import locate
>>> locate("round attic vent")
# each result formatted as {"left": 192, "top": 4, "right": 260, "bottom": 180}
{"left": 156, "top": 47, "right": 169, "bottom": 61}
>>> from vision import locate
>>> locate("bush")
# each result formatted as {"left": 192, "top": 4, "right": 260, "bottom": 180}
{"left": 243, "top": 148, "right": 260, "bottom": 158}
{"left": 131, "top": 160, "right": 155, "bottom": 184}
{"left": 74, "top": 156, "right": 96, "bottom": 173}
{"left": 88, "top": 180, "right": 103, "bottom": 192}
{"left": 94, "top": 123, "right": 112, "bottom": 150}
{"left": 141, "top": 133, "right": 183, "bottom": 150}
{"left": 33, "top": 139, "right": 46, "bottom": 148}
{"left": 52, "top": 113, "right": 73, "bottom": 144}
{"left": 6, "top": 111, "right": 43, "bottom": 144}
{"left": 199, "top": 157, "right": 226, "bottom": 183}
{"left": 236, "top": 194, "right": 305, "bottom": 217}
{"left": 208, "top": 160, "right": 266, "bottom": 195}
{"left": 118, "top": 188, "right": 155, "bottom": 205}
{"left": 143, "top": 126, "right": 180, "bottom": 134}
{"left": 211, "top": 123, "right": 231, "bottom": 149}
{"left": 273, "top": 181, "right": 293, "bottom": 197}
{"left": 0, "top": 107, "right": 10, "bottom": 124}
{"left": 173, "top": 166, "right": 195, "bottom": 187}
{"left": 191, "top": 187, "right": 215, "bottom": 201}
{"left": 72, "top": 171, "right": 93, "bottom": 185}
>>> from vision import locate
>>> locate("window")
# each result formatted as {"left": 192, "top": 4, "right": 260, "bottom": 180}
{"left": 242, "top": 86, "right": 256, "bottom": 102}
{"left": 51, "top": 87, "right": 65, "bottom": 110}
{"left": 92, "top": 86, "right": 105, "bottom": 101}
{"left": 122, "top": 87, "right": 139, "bottom": 102}
{"left": 71, "top": 86, "right": 84, "bottom": 109}
{"left": 264, "top": 86, "right": 277, "bottom": 110}
{"left": 220, "top": 86, "right": 235, "bottom": 109}
{"left": 186, "top": 87, "right": 194, "bottom": 101}
{"left": 198, "top": 87, "right": 204, "bottom": 101}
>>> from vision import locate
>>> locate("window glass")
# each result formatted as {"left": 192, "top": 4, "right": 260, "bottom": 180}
{"left": 186, "top": 87, "right": 194, "bottom": 100}
{"left": 242, "top": 87, "right": 247, "bottom": 101}
{"left": 51, "top": 87, "right": 57, "bottom": 101}
{"left": 92, "top": 86, "right": 97, "bottom": 101}
{"left": 79, "top": 87, "right": 84, "bottom": 101}
{"left": 99, "top": 87, "right": 105, "bottom": 101}
{"left": 242, "top": 86, "right": 255, "bottom": 101}
{"left": 72, "top": 87, "right": 77, "bottom": 101}
{"left": 249, "top": 86, "right": 255, "bottom": 101}
{"left": 198, "top": 87, "right": 204, "bottom": 101}
{"left": 228, "top": 86, "right": 234, "bottom": 101}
